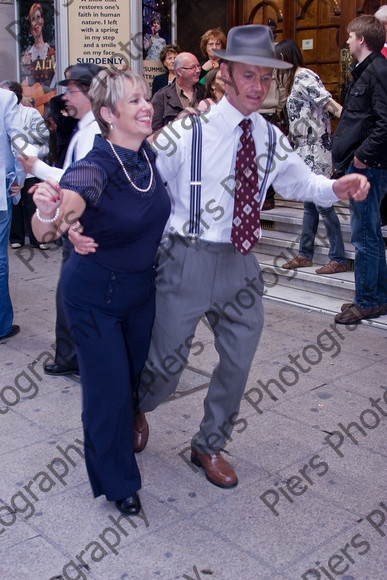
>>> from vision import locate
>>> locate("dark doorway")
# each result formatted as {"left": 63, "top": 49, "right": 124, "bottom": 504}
{"left": 176, "top": 0, "right": 228, "bottom": 59}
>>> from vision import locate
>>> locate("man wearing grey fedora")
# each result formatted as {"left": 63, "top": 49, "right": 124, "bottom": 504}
{"left": 73, "top": 26, "right": 369, "bottom": 488}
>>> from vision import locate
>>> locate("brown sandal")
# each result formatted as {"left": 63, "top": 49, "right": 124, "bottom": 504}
{"left": 282, "top": 255, "right": 313, "bottom": 269}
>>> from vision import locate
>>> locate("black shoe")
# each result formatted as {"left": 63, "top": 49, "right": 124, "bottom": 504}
{"left": 30, "top": 243, "right": 50, "bottom": 250}
{"left": 115, "top": 492, "right": 141, "bottom": 515}
{"left": 0, "top": 325, "right": 20, "bottom": 339}
{"left": 44, "top": 363, "right": 79, "bottom": 376}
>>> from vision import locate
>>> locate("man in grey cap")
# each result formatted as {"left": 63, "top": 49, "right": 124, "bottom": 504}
{"left": 74, "top": 27, "right": 369, "bottom": 488}
{"left": 20, "top": 63, "right": 102, "bottom": 376}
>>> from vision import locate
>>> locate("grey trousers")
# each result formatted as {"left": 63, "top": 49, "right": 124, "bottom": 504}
{"left": 138, "top": 236, "right": 264, "bottom": 453}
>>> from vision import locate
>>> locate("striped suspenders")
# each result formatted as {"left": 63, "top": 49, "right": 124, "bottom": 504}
{"left": 188, "top": 117, "right": 277, "bottom": 236}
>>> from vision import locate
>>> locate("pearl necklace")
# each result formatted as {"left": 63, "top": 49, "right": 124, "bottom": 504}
{"left": 107, "top": 139, "right": 154, "bottom": 193}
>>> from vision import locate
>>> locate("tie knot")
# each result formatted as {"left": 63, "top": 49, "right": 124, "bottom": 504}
{"left": 239, "top": 119, "right": 251, "bottom": 133}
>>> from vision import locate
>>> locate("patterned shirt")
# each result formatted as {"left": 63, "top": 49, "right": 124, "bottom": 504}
{"left": 287, "top": 68, "right": 333, "bottom": 177}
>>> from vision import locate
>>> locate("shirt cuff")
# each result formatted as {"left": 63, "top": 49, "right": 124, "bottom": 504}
{"left": 33, "top": 160, "right": 63, "bottom": 182}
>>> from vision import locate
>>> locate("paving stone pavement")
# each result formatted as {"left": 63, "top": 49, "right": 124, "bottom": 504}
{"left": 1, "top": 244, "right": 386, "bottom": 580}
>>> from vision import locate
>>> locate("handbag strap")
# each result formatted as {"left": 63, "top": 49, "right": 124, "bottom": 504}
{"left": 189, "top": 115, "right": 202, "bottom": 236}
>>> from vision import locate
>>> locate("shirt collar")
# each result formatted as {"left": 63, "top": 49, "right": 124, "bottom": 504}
{"left": 175, "top": 81, "right": 197, "bottom": 98}
{"left": 217, "top": 96, "right": 259, "bottom": 132}
{"left": 96, "top": 135, "right": 146, "bottom": 164}
{"left": 78, "top": 110, "right": 96, "bottom": 130}
{"left": 350, "top": 51, "right": 379, "bottom": 79}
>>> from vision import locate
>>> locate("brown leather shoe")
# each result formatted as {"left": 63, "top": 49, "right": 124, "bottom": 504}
{"left": 134, "top": 413, "right": 149, "bottom": 453}
{"left": 282, "top": 255, "right": 312, "bottom": 269}
{"left": 262, "top": 198, "right": 275, "bottom": 211}
{"left": 341, "top": 302, "right": 387, "bottom": 314}
{"left": 334, "top": 303, "right": 381, "bottom": 324}
{"left": 191, "top": 449, "right": 238, "bottom": 488}
{"left": 315, "top": 261, "right": 348, "bottom": 275}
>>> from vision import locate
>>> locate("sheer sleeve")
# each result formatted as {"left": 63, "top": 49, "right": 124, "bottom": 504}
{"left": 59, "top": 160, "right": 108, "bottom": 207}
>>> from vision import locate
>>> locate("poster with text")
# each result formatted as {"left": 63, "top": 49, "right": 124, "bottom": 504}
{"left": 18, "top": 0, "right": 57, "bottom": 114}
{"left": 68, "top": 0, "right": 130, "bottom": 70}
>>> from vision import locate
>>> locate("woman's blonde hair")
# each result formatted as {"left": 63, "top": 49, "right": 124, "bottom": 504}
{"left": 89, "top": 68, "right": 149, "bottom": 138}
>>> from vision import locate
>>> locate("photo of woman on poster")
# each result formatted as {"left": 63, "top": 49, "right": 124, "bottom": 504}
{"left": 143, "top": 16, "right": 166, "bottom": 61}
{"left": 142, "top": 2, "right": 173, "bottom": 91}
{"left": 20, "top": 2, "right": 56, "bottom": 88}
{"left": 19, "top": 1, "right": 56, "bottom": 112}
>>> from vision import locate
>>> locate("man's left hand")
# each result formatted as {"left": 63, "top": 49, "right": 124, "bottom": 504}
{"left": 353, "top": 156, "right": 368, "bottom": 169}
{"left": 333, "top": 173, "right": 370, "bottom": 202}
{"left": 68, "top": 221, "right": 98, "bottom": 255}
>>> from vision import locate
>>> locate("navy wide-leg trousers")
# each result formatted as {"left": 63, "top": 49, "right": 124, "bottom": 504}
{"left": 60, "top": 253, "right": 155, "bottom": 501}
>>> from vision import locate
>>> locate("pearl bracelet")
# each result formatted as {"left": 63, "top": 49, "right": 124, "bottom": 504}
{"left": 35, "top": 207, "right": 60, "bottom": 223}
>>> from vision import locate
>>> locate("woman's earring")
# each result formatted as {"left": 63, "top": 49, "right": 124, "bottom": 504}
{"left": 109, "top": 122, "right": 114, "bottom": 130}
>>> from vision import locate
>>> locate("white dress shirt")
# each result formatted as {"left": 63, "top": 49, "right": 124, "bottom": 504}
{"left": 32, "top": 110, "right": 100, "bottom": 181}
{"left": 152, "top": 96, "right": 338, "bottom": 243}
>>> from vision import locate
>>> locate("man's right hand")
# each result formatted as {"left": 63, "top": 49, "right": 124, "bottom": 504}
{"left": 68, "top": 221, "right": 98, "bottom": 255}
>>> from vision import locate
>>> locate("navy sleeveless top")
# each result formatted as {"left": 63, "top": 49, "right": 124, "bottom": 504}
{"left": 60, "top": 135, "right": 171, "bottom": 273}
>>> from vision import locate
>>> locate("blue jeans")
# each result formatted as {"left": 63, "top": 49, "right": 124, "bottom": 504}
{"left": 0, "top": 196, "right": 13, "bottom": 337}
{"left": 299, "top": 202, "right": 346, "bottom": 263}
{"left": 347, "top": 164, "right": 387, "bottom": 309}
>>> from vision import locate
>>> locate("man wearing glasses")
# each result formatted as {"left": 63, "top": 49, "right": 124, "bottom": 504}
{"left": 22, "top": 64, "right": 102, "bottom": 182}
{"left": 151, "top": 52, "right": 205, "bottom": 131}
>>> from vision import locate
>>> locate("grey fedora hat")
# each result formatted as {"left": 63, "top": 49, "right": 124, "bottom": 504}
{"left": 213, "top": 25, "right": 292, "bottom": 69}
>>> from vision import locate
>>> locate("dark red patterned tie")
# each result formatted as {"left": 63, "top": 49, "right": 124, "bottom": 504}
{"left": 231, "top": 119, "right": 260, "bottom": 255}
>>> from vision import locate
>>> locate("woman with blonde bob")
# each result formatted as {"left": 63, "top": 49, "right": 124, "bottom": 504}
{"left": 31, "top": 68, "right": 171, "bottom": 516}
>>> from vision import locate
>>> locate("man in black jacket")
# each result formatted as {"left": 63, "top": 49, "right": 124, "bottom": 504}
{"left": 151, "top": 52, "right": 205, "bottom": 132}
{"left": 332, "top": 15, "right": 387, "bottom": 324}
